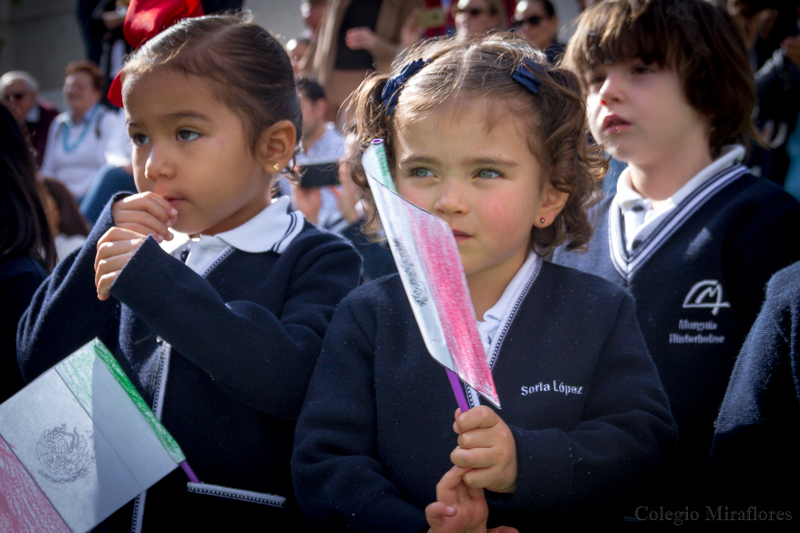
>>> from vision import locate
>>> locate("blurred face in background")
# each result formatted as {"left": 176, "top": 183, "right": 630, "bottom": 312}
{"left": 454, "top": 0, "right": 501, "bottom": 37}
{"left": 2, "top": 78, "right": 37, "bottom": 120}
{"left": 63, "top": 70, "right": 101, "bottom": 119}
{"left": 514, "top": 0, "right": 559, "bottom": 50}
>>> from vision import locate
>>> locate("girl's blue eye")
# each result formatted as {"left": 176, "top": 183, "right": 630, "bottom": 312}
{"left": 178, "top": 130, "right": 199, "bottom": 141}
{"left": 411, "top": 167, "right": 435, "bottom": 178}
{"left": 476, "top": 169, "right": 500, "bottom": 179}
{"left": 130, "top": 133, "right": 149, "bottom": 146}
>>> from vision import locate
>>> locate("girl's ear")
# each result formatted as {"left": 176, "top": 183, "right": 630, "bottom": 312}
{"left": 535, "top": 181, "right": 569, "bottom": 227}
{"left": 258, "top": 120, "right": 297, "bottom": 172}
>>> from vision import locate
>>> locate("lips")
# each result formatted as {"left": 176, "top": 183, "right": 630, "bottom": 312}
{"left": 452, "top": 229, "right": 471, "bottom": 243}
{"left": 601, "top": 114, "right": 631, "bottom": 133}
{"left": 162, "top": 196, "right": 185, "bottom": 207}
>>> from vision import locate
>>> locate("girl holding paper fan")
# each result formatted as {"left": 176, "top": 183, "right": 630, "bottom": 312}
{"left": 18, "top": 13, "right": 360, "bottom": 531}
{"left": 292, "top": 34, "right": 677, "bottom": 532}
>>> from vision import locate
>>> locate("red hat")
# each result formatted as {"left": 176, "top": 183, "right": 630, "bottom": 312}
{"left": 108, "top": 0, "right": 205, "bottom": 107}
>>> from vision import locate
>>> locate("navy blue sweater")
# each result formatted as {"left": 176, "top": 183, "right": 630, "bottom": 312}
{"left": 292, "top": 262, "right": 677, "bottom": 532}
{"left": 17, "top": 199, "right": 361, "bottom": 530}
{"left": 552, "top": 167, "right": 800, "bottom": 506}
{"left": 705, "top": 261, "right": 800, "bottom": 522}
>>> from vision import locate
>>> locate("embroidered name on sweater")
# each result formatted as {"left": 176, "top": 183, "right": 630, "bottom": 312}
{"left": 521, "top": 381, "right": 583, "bottom": 396}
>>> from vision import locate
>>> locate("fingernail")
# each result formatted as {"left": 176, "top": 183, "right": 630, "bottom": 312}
{"left": 157, "top": 235, "right": 164, "bottom": 243}
{"left": 446, "top": 506, "right": 456, "bottom": 514}
{"left": 169, "top": 208, "right": 178, "bottom": 216}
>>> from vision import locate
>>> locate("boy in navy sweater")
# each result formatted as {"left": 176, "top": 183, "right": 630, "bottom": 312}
{"left": 17, "top": 15, "right": 360, "bottom": 531}
{"left": 553, "top": 0, "right": 800, "bottom": 510}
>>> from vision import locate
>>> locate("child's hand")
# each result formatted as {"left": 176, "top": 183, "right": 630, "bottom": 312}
{"left": 450, "top": 407, "right": 518, "bottom": 494}
{"left": 426, "top": 466, "right": 519, "bottom": 533}
{"left": 94, "top": 227, "right": 148, "bottom": 301}
{"left": 110, "top": 192, "right": 177, "bottom": 243}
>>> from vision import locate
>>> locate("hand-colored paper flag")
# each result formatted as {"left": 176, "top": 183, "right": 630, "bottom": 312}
{"left": 362, "top": 140, "right": 500, "bottom": 408}
{"left": 0, "top": 339, "right": 189, "bottom": 532}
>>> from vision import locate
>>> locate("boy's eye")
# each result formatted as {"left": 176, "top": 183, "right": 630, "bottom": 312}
{"left": 177, "top": 130, "right": 200, "bottom": 141}
{"left": 476, "top": 169, "right": 501, "bottom": 179}
{"left": 411, "top": 167, "right": 435, "bottom": 178}
{"left": 130, "top": 133, "right": 149, "bottom": 146}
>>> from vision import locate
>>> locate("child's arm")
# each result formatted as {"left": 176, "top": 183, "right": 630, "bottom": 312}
{"left": 17, "top": 192, "right": 173, "bottom": 380}
{"left": 425, "top": 465, "right": 519, "bottom": 533}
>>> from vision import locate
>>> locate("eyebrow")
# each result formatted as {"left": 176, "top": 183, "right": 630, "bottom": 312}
{"left": 399, "top": 155, "right": 519, "bottom": 167}
{"left": 127, "top": 111, "right": 213, "bottom": 127}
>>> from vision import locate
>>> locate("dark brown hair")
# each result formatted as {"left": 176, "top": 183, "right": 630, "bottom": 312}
{"left": 347, "top": 33, "right": 606, "bottom": 255}
{"left": 120, "top": 13, "right": 302, "bottom": 166}
{"left": 0, "top": 105, "right": 56, "bottom": 272}
{"left": 65, "top": 60, "right": 105, "bottom": 93}
{"left": 42, "top": 178, "right": 90, "bottom": 237}
{"left": 565, "top": 0, "right": 757, "bottom": 157}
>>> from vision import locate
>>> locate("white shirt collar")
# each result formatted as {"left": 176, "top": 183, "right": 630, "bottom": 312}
{"left": 24, "top": 102, "right": 40, "bottom": 122}
{"left": 615, "top": 145, "right": 746, "bottom": 252}
{"left": 476, "top": 251, "right": 540, "bottom": 359}
{"left": 160, "top": 196, "right": 305, "bottom": 274}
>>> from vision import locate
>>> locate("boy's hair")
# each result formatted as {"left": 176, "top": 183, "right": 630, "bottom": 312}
{"left": 347, "top": 33, "right": 606, "bottom": 256}
{"left": 296, "top": 77, "right": 326, "bottom": 104}
{"left": 120, "top": 13, "right": 302, "bottom": 159}
{"left": 65, "top": 61, "right": 104, "bottom": 92}
{"left": 565, "top": 0, "right": 757, "bottom": 157}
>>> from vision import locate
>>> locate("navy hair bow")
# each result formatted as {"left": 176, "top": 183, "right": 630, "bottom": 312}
{"left": 512, "top": 57, "right": 546, "bottom": 95}
{"left": 381, "top": 58, "right": 429, "bottom": 116}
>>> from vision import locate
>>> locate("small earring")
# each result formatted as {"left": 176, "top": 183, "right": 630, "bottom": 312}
{"left": 600, "top": 99, "right": 607, "bottom": 106}
{"left": 539, "top": 217, "right": 546, "bottom": 225}
{"left": 272, "top": 163, "right": 281, "bottom": 172}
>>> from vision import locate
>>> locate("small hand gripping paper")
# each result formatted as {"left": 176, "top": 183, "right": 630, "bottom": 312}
{"left": 362, "top": 140, "right": 500, "bottom": 410}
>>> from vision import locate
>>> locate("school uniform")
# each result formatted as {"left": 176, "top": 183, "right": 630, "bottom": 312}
{"left": 292, "top": 254, "right": 677, "bottom": 532}
{"left": 17, "top": 194, "right": 361, "bottom": 531}
{"left": 704, "top": 262, "right": 800, "bottom": 524}
{"left": 552, "top": 146, "right": 800, "bottom": 507}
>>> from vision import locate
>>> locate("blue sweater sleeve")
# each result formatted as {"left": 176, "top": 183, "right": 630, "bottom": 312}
{"left": 292, "top": 297, "right": 430, "bottom": 533}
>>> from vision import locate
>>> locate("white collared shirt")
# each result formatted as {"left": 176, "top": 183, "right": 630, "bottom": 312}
{"left": 616, "top": 145, "right": 746, "bottom": 253}
{"left": 476, "top": 251, "right": 541, "bottom": 362}
{"left": 162, "top": 196, "right": 305, "bottom": 276}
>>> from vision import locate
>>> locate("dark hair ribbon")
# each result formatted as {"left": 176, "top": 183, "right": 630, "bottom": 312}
{"left": 512, "top": 57, "right": 545, "bottom": 95}
{"left": 381, "top": 58, "right": 429, "bottom": 116}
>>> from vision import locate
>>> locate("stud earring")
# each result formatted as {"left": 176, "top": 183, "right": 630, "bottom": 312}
{"left": 539, "top": 217, "right": 546, "bottom": 225}
{"left": 272, "top": 163, "right": 281, "bottom": 172}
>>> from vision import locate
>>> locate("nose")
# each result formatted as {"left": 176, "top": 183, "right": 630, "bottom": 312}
{"left": 433, "top": 178, "right": 469, "bottom": 217}
{"left": 597, "top": 71, "right": 624, "bottom": 105}
{"left": 144, "top": 142, "right": 175, "bottom": 181}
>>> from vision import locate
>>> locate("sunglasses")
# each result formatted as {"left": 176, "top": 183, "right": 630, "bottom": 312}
{"left": 455, "top": 8, "right": 489, "bottom": 17}
{"left": 513, "top": 15, "right": 546, "bottom": 27}
{"left": 3, "top": 92, "right": 29, "bottom": 102}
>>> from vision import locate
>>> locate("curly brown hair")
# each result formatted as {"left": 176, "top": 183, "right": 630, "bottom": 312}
{"left": 346, "top": 33, "right": 606, "bottom": 255}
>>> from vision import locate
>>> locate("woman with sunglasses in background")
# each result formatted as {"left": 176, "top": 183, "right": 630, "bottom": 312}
{"left": 513, "top": 0, "right": 564, "bottom": 64}
{"left": 453, "top": 0, "right": 507, "bottom": 37}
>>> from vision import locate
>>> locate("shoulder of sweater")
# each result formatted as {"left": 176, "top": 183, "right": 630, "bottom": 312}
{"left": 764, "top": 262, "right": 800, "bottom": 308}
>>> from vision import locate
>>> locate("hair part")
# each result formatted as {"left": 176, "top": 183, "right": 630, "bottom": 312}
{"left": 564, "top": 0, "right": 757, "bottom": 157}
{"left": 0, "top": 105, "right": 56, "bottom": 272}
{"left": 347, "top": 33, "right": 606, "bottom": 256}
{"left": 120, "top": 12, "right": 302, "bottom": 168}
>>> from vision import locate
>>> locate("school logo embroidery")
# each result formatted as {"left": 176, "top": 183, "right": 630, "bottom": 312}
{"left": 682, "top": 280, "right": 731, "bottom": 316}
{"left": 36, "top": 423, "right": 95, "bottom": 484}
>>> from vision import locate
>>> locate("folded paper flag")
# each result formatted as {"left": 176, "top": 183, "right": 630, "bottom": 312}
{"left": 0, "top": 339, "right": 186, "bottom": 532}
{"left": 362, "top": 141, "right": 500, "bottom": 408}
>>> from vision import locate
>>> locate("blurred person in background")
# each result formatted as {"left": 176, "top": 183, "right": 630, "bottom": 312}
{"left": 1, "top": 71, "right": 59, "bottom": 168}
{"left": 42, "top": 178, "right": 91, "bottom": 262}
{"left": 513, "top": 0, "right": 564, "bottom": 64}
{"left": 453, "top": 0, "right": 507, "bottom": 37}
{"left": 0, "top": 104, "right": 55, "bottom": 401}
